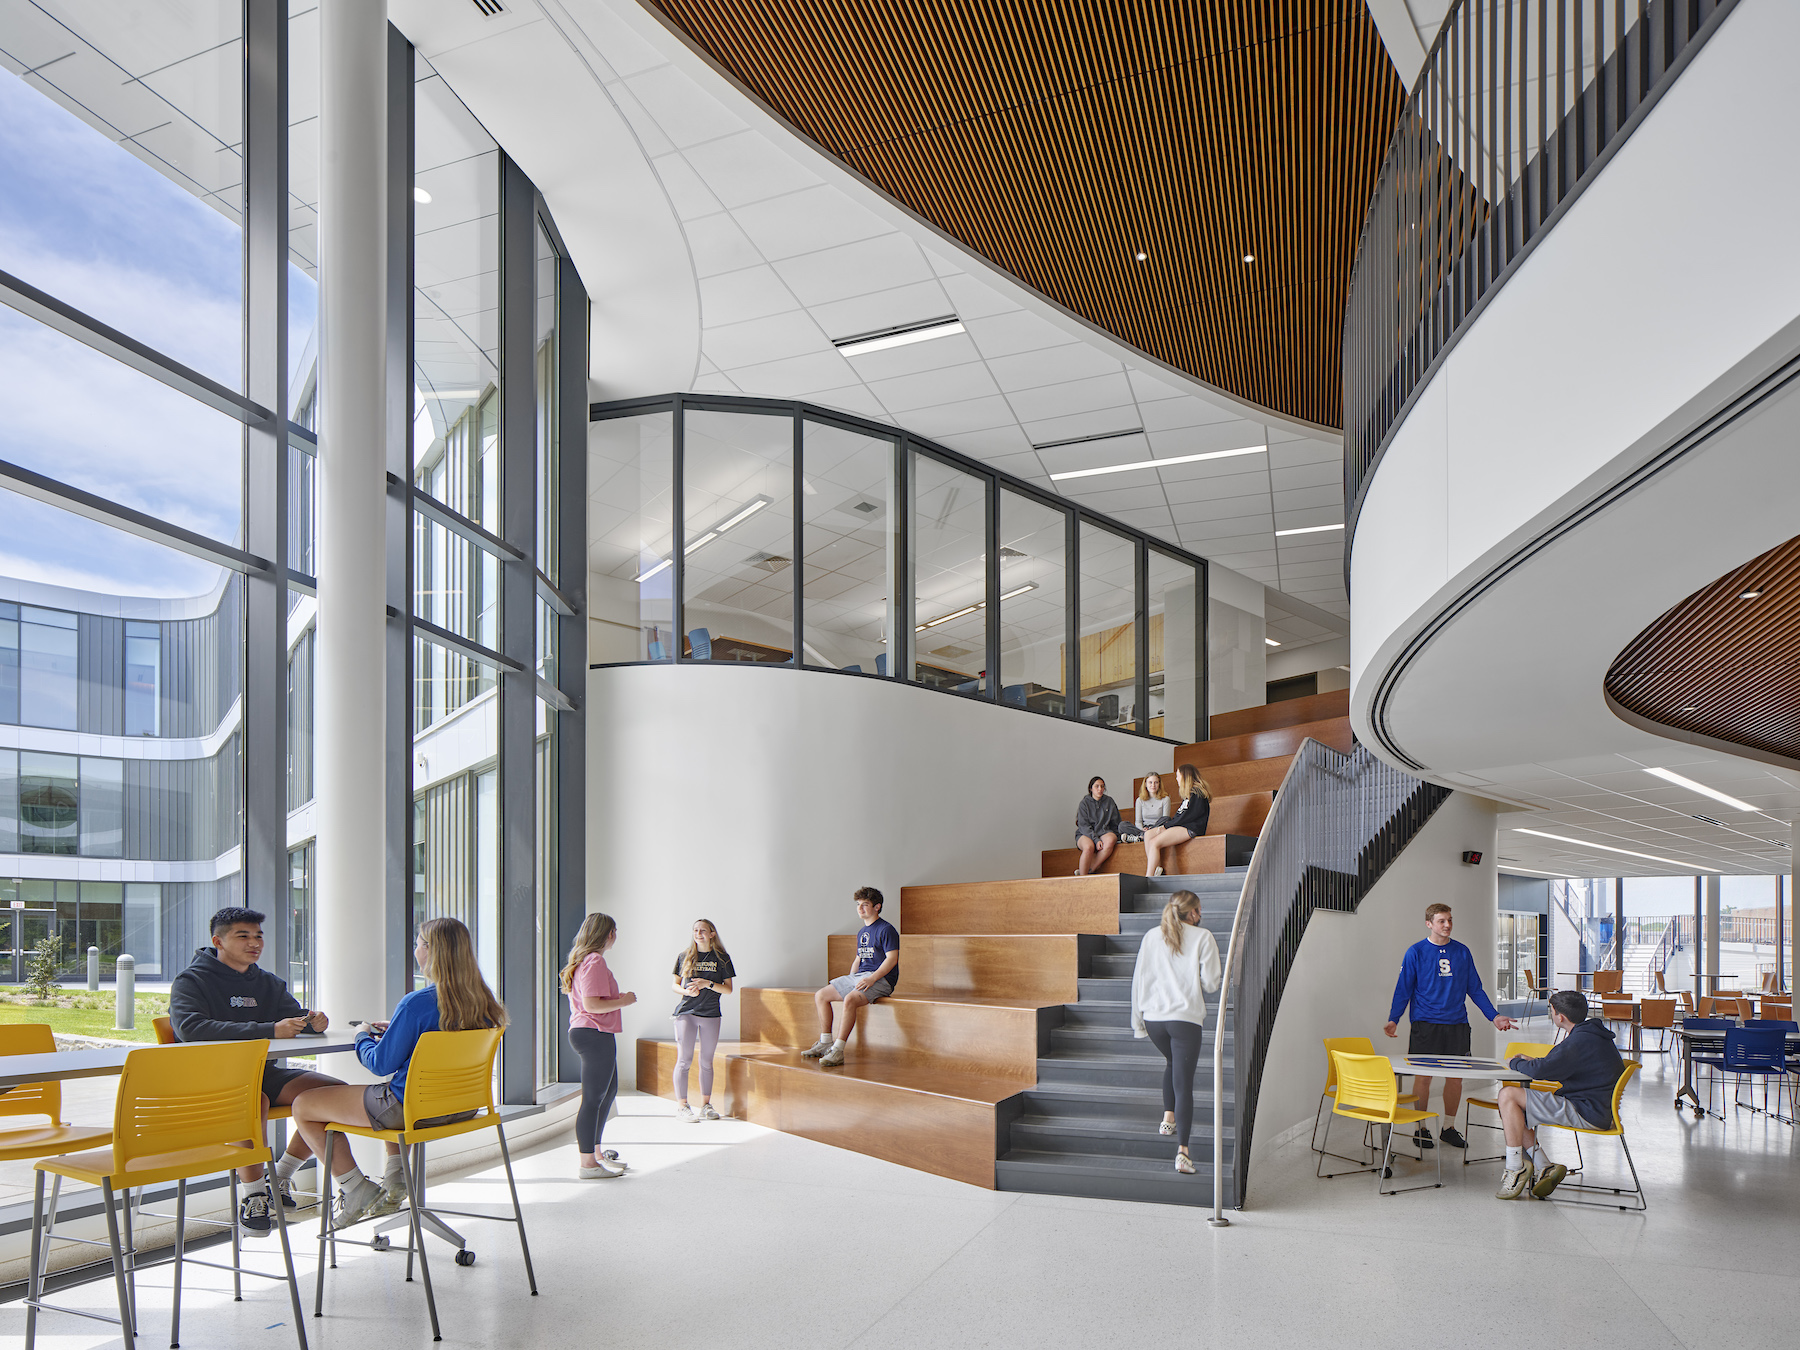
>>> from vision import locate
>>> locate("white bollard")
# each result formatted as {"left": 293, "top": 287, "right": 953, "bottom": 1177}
{"left": 115, "top": 954, "right": 135, "bottom": 1030}
{"left": 88, "top": 945, "right": 100, "bottom": 992}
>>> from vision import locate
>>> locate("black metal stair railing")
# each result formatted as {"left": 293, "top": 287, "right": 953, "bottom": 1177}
{"left": 1210, "top": 739, "right": 1452, "bottom": 1218}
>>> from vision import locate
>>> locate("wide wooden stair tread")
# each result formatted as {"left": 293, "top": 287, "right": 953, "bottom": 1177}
{"left": 1039, "top": 834, "right": 1255, "bottom": 878}
{"left": 743, "top": 1049, "right": 1026, "bottom": 1103}
{"left": 1177, "top": 716, "right": 1353, "bottom": 769}
{"left": 1208, "top": 688, "right": 1347, "bottom": 737}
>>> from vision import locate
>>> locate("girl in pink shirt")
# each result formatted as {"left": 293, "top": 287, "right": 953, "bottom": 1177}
{"left": 560, "top": 912, "right": 636, "bottom": 1178}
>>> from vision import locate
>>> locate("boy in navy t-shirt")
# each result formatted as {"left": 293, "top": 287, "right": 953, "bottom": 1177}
{"left": 803, "top": 886, "right": 899, "bottom": 1068}
{"left": 1384, "top": 903, "right": 1516, "bottom": 1150}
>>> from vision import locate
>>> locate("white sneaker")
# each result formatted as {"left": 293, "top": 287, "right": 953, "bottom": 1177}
{"left": 331, "top": 1175, "right": 383, "bottom": 1229}
{"left": 578, "top": 1161, "right": 625, "bottom": 1180}
{"left": 799, "top": 1036, "right": 833, "bottom": 1059}
{"left": 675, "top": 1103, "right": 699, "bottom": 1122}
{"left": 699, "top": 1104, "right": 721, "bottom": 1121}
{"left": 366, "top": 1184, "right": 407, "bottom": 1219}
{"left": 818, "top": 1042, "right": 846, "bottom": 1068}
{"left": 1175, "top": 1153, "right": 1195, "bottom": 1174}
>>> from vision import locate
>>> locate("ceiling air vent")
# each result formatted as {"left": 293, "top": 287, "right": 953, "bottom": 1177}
{"left": 746, "top": 554, "right": 790, "bottom": 573}
{"left": 470, "top": 0, "right": 506, "bottom": 18}
{"left": 999, "top": 546, "right": 1027, "bottom": 559}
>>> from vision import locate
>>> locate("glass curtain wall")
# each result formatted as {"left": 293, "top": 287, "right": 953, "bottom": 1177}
{"left": 589, "top": 398, "right": 1210, "bottom": 741}
{"left": 911, "top": 454, "right": 989, "bottom": 695}
{"left": 1078, "top": 522, "right": 1139, "bottom": 730}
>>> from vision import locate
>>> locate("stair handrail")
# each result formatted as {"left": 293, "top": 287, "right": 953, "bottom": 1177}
{"left": 1208, "top": 739, "right": 1312, "bottom": 1228}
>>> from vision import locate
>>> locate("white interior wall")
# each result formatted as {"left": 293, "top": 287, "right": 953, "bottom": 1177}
{"left": 1245, "top": 793, "right": 1500, "bottom": 1193}
{"left": 1207, "top": 563, "right": 1266, "bottom": 716}
{"left": 587, "top": 663, "right": 1157, "bottom": 1087}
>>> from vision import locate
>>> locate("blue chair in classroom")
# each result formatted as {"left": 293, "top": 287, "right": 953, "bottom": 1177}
{"left": 688, "top": 628, "right": 712, "bottom": 660}
{"left": 1723, "top": 1026, "right": 1791, "bottom": 1120}
{"left": 875, "top": 654, "right": 887, "bottom": 676}
{"left": 1002, "top": 684, "right": 1026, "bottom": 707}
{"left": 648, "top": 640, "right": 666, "bottom": 661}
{"left": 841, "top": 664, "right": 863, "bottom": 674}
{"left": 1683, "top": 1017, "right": 1733, "bottom": 1117}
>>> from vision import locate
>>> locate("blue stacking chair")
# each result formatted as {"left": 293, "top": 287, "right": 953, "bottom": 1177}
{"left": 1683, "top": 1017, "right": 1732, "bottom": 1119}
{"left": 875, "top": 654, "right": 887, "bottom": 676}
{"left": 841, "top": 663, "right": 863, "bottom": 674}
{"left": 688, "top": 628, "right": 712, "bottom": 660}
{"left": 648, "top": 640, "right": 666, "bottom": 661}
{"left": 1002, "top": 684, "right": 1026, "bottom": 707}
{"left": 1723, "top": 1026, "right": 1791, "bottom": 1121}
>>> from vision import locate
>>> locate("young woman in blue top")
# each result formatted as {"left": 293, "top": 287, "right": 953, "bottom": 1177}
{"left": 290, "top": 916, "right": 506, "bottom": 1228}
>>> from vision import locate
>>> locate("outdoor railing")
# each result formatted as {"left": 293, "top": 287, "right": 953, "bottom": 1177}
{"left": 1343, "top": 0, "right": 1740, "bottom": 542}
{"left": 1210, "top": 739, "right": 1452, "bottom": 1220}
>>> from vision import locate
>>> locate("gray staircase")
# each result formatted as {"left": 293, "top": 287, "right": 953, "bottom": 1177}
{"left": 995, "top": 870, "right": 1244, "bottom": 1207}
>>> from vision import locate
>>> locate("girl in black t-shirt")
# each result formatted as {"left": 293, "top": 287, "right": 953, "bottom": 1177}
{"left": 671, "top": 919, "right": 735, "bottom": 1122}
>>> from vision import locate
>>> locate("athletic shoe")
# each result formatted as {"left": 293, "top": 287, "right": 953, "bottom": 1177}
{"left": 274, "top": 1177, "right": 298, "bottom": 1208}
{"left": 1158, "top": 1120, "right": 1177, "bottom": 1136}
{"left": 799, "top": 1036, "right": 833, "bottom": 1059}
{"left": 818, "top": 1042, "right": 846, "bottom": 1067}
{"left": 675, "top": 1103, "right": 699, "bottom": 1122}
{"left": 1495, "top": 1164, "right": 1535, "bottom": 1200}
{"left": 1438, "top": 1126, "right": 1468, "bottom": 1149}
{"left": 1175, "top": 1153, "right": 1195, "bottom": 1174}
{"left": 366, "top": 1185, "right": 407, "bottom": 1219}
{"left": 239, "top": 1187, "right": 274, "bottom": 1236}
{"left": 1531, "top": 1163, "right": 1569, "bottom": 1199}
{"left": 331, "top": 1175, "right": 384, "bottom": 1230}
{"left": 578, "top": 1161, "right": 625, "bottom": 1180}
{"left": 699, "top": 1104, "right": 721, "bottom": 1121}
{"left": 1412, "top": 1126, "right": 1436, "bottom": 1150}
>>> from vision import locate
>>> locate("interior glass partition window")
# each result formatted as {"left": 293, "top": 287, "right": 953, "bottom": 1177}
{"left": 588, "top": 413, "right": 676, "bottom": 661}
{"left": 998, "top": 490, "right": 1067, "bottom": 712}
{"left": 911, "top": 453, "right": 990, "bottom": 696}
{"left": 802, "top": 420, "right": 897, "bottom": 674}
{"left": 535, "top": 220, "right": 560, "bottom": 583}
{"left": 287, "top": 1, "right": 321, "bottom": 424}
{"left": 681, "top": 410, "right": 796, "bottom": 663}
{"left": 1079, "top": 522, "right": 1138, "bottom": 729}
{"left": 1147, "top": 549, "right": 1201, "bottom": 742}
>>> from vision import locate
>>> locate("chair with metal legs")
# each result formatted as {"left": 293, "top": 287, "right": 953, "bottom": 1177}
{"left": 1321, "top": 1051, "right": 1441, "bottom": 1196}
{"left": 1460, "top": 1041, "right": 1581, "bottom": 1174}
{"left": 1531, "top": 1061, "right": 1645, "bottom": 1212}
{"left": 24, "top": 1039, "right": 308, "bottom": 1350}
{"left": 1312, "top": 1036, "right": 1396, "bottom": 1173}
{"left": 314, "top": 1028, "right": 536, "bottom": 1342}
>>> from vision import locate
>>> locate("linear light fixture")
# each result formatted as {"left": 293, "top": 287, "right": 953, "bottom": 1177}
{"left": 914, "top": 581, "right": 1039, "bottom": 631}
{"left": 1032, "top": 426, "right": 1145, "bottom": 452}
{"left": 1274, "top": 522, "right": 1345, "bottom": 537}
{"left": 634, "top": 495, "right": 772, "bottom": 582}
{"left": 1512, "top": 827, "right": 1717, "bottom": 872}
{"left": 1049, "top": 444, "right": 1265, "bottom": 482}
{"left": 1643, "top": 766, "right": 1757, "bottom": 813}
{"left": 1496, "top": 863, "right": 1577, "bottom": 878}
{"left": 832, "top": 316, "right": 964, "bottom": 358}
{"left": 1264, "top": 638, "right": 1281, "bottom": 647}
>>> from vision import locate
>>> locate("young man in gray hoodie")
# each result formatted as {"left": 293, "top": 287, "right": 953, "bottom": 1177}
{"left": 1492, "top": 989, "right": 1624, "bottom": 1200}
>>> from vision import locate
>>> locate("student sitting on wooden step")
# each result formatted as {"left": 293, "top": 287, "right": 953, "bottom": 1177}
{"left": 803, "top": 887, "right": 899, "bottom": 1068}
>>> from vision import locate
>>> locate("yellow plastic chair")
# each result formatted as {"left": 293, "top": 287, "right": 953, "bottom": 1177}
{"left": 1530, "top": 1061, "right": 1645, "bottom": 1212}
{"left": 314, "top": 1028, "right": 536, "bottom": 1340}
{"left": 1458, "top": 1042, "right": 1581, "bottom": 1172}
{"left": 25, "top": 1039, "right": 308, "bottom": 1350}
{"left": 1318, "top": 1050, "right": 1441, "bottom": 1195}
{"left": 1, "top": 1025, "right": 114, "bottom": 1257}
{"left": 1312, "top": 1036, "right": 1375, "bottom": 1165}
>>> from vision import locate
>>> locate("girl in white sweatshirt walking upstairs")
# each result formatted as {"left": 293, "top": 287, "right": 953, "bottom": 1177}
{"left": 1130, "top": 890, "right": 1223, "bottom": 1173}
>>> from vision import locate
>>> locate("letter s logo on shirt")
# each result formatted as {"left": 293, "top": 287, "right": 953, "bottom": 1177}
{"left": 1438, "top": 958, "right": 1452, "bottom": 977}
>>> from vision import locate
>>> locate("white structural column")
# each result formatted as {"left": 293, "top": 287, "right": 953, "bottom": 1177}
{"left": 315, "top": 0, "right": 389, "bottom": 1026}
{"left": 1704, "top": 874, "right": 1722, "bottom": 997}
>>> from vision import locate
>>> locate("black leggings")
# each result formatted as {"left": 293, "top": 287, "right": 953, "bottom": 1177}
{"left": 570, "top": 1027, "right": 618, "bottom": 1154}
{"left": 1144, "top": 1019, "right": 1206, "bottom": 1146}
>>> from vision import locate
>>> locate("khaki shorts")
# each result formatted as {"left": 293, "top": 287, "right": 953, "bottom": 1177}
{"left": 362, "top": 1082, "right": 478, "bottom": 1133}
{"left": 830, "top": 974, "right": 893, "bottom": 1002}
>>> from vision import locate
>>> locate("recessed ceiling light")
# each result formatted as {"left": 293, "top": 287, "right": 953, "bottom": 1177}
{"left": 1264, "top": 638, "right": 1281, "bottom": 647}
{"left": 1242, "top": 254, "right": 1255, "bottom": 263}
{"left": 912, "top": 583, "right": 1041, "bottom": 632}
{"left": 1512, "top": 827, "right": 1717, "bottom": 871}
{"left": 634, "top": 496, "right": 772, "bottom": 580}
{"left": 1134, "top": 251, "right": 1148, "bottom": 261}
{"left": 1738, "top": 588, "right": 1763, "bottom": 599}
{"left": 1680, "top": 705, "right": 1699, "bottom": 712}
{"left": 832, "top": 316, "right": 963, "bottom": 357}
{"left": 1643, "top": 765, "right": 1757, "bottom": 813}
{"left": 1049, "top": 444, "right": 1265, "bottom": 482}
{"left": 1275, "top": 522, "right": 1345, "bottom": 537}
{"left": 413, "top": 187, "right": 432, "bottom": 204}
{"left": 1033, "top": 427, "right": 1145, "bottom": 452}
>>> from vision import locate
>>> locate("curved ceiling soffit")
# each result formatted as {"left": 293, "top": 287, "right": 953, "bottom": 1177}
{"left": 1606, "top": 533, "right": 1800, "bottom": 774}
{"left": 637, "top": 0, "right": 1402, "bottom": 434}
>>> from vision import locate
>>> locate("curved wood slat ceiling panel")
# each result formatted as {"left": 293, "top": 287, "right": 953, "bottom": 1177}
{"left": 1607, "top": 534, "right": 1800, "bottom": 765}
{"left": 647, "top": 0, "right": 1402, "bottom": 431}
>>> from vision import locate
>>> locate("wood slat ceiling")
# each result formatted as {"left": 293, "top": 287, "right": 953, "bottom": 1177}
{"left": 1607, "top": 534, "right": 1800, "bottom": 765}
{"left": 647, "top": 0, "right": 1402, "bottom": 431}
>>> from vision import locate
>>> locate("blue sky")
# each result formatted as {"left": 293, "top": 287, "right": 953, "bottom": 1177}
{"left": 0, "top": 65, "right": 310, "bottom": 599}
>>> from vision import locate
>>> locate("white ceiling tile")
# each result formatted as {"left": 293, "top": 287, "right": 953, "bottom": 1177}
{"left": 1269, "top": 439, "right": 1342, "bottom": 469}
{"left": 1126, "top": 369, "right": 1196, "bottom": 403}
{"left": 1032, "top": 435, "right": 1153, "bottom": 477}
{"left": 620, "top": 65, "right": 745, "bottom": 148}
{"left": 698, "top": 265, "right": 801, "bottom": 328}
{"left": 684, "top": 213, "right": 766, "bottom": 278}
{"left": 1146, "top": 423, "right": 1269, "bottom": 458}
{"left": 1276, "top": 560, "right": 1344, "bottom": 580}
{"left": 703, "top": 310, "right": 827, "bottom": 370}
{"left": 1059, "top": 483, "right": 1170, "bottom": 513}
{"left": 801, "top": 385, "right": 893, "bottom": 421}
{"left": 1106, "top": 505, "right": 1177, "bottom": 532}
{"left": 936, "top": 272, "right": 1024, "bottom": 321}
{"left": 1274, "top": 541, "right": 1347, "bottom": 565}
{"left": 1139, "top": 397, "right": 1243, "bottom": 434}
{"left": 808, "top": 282, "right": 956, "bottom": 345}
{"left": 897, "top": 394, "right": 1019, "bottom": 439}
{"left": 964, "top": 312, "right": 1077, "bottom": 360}
{"left": 1270, "top": 461, "right": 1341, "bottom": 491}
{"left": 649, "top": 152, "right": 724, "bottom": 220}
{"left": 735, "top": 186, "right": 893, "bottom": 262}
{"left": 721, "top": 350, "right": 858, "bottom": 398}
{"left": 771, "top": 233, "right": 937, "bottom": 306}
{"left": 1007, "top": 372, "right": 1134, "bottom": 423}
{"left": 1161, "top": 470, "right": 1270, "bottom": 504}
{"left": 680, "top": 130, "right": 822, "bottom": 209}
{"left": 866, "top": 363, "right": 1002, "bottom": 413}
{"left": 1272, "top": 507, "right": 1345, "bottom": 532}
{"left": 986, "top": 344, "right": 1123, "bottom": 393}
{"left": 1272, "top": 484, "right": 1342, "bottom": 512}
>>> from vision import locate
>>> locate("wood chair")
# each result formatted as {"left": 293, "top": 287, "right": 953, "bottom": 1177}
{"left": 1638, "top": 998, "right": 1677, "bottom": 1055}
{"left": 1592, "top": 970, "right": 1624, "bottom": 996}
{"left": 1698, "top": 995, "right": 1716, "bottom": 1018}
{"left": 1521, "top": 969, "right": 1551, "bottom": 1024}
{"left": 1601, "top": 1000, "right": 1637, "bottom": 1053}
{"left": 1716, "top": 995, "right": 1753, "bottom": 1019}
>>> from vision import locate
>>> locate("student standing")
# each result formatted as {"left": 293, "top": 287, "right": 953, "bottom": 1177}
{"left": 288, "top": 917, "right": 504, "bottom": 1228}
{"left": 1074, "top": 777, "right": 1121, "bottom": 875}
{"left": 671, "top": 919, "right": 735, "bottom": 1121}
{"left": 562, "top": 912, "right": 636, "bottom": 1177}
{"left": 1143, "top": 765, "right": 1211, "bottom": 877}
{"left": 1383, "top": 902, "right": 1516, "bottom": 1150}
{"left": 1130, "top": 890, "right": 1223, "bottom": 1173}
{"left": 802, "top": 886, "right": 899, "bottom": 1067}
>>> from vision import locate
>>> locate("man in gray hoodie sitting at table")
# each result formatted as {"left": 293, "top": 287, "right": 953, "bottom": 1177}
{"left": 1492, "top": 989, "right": 1624, "bottom": 1201}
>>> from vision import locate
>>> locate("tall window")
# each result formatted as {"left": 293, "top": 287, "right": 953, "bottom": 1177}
{"left": 802, "top": 421, "right": 897, "bottom": 674}
{"left": 999, "top": 490, "right": 1067, "bottom": 710}
{"left": 911, "top": 454, "right": 989, "bottom": 696}
{"left": 124, "top": 622, "right": 161, "bottom": 737}
{"left": 1078, "top": 523, "right": 1138, "bottom": 729}
{"left": 682, "top": 411, "right": 796, "bottom": 662}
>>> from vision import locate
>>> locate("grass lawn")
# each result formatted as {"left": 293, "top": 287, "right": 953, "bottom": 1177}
{"left": 0, "top": 987, "right": 171, "bottom": 1043}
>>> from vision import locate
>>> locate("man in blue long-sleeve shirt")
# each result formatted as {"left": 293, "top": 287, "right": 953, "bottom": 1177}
{"left": 1384, "top": 903, "right": 1516, "bottom": 1150}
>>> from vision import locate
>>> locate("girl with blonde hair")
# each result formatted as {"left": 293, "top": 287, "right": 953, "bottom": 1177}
{"left": 1142, "top": 764, "right": 1212, "bottom": 877}
{"left": 1129, "top": 890, "right": 1222, "bottom": 1173}
{"left": 563, "top": 912, "right": 637, "bottom": 1178}
{"left": 290, "top": 917, "right": 506, "bottom": 1227}
{"left": 669, "top": 919, "right": 735, "bottom": 1121}
{"left": 1134, "top": 771, "right": 1171, "bottom": 834}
